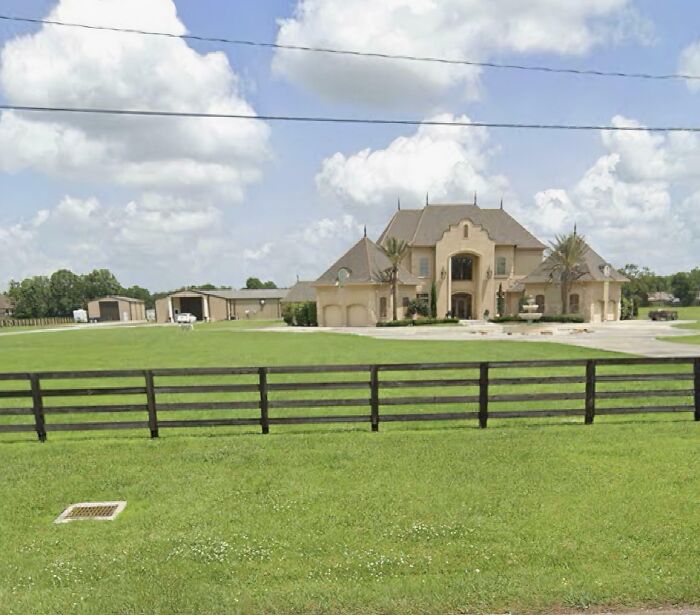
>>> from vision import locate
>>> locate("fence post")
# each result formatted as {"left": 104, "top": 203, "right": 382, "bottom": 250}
{"left": 585, "top": 360, "right": 596, "bottom": 425}
{"left": 258, "top": 367, "right": 270, "bottom": 434}
{"left": 694, "top": 358, "right": 700, "bottom": 422}
{"left": 478, "top": 362, "right": 489, "bottom": 429}
{"left": 29, "top": 373, "right": 46, "bottom": 442}
{"left": 370, "top": 365, "right": 379, "bottom": 432}
{"left": 144, "top": 370, "right": 159, "bottom": 438}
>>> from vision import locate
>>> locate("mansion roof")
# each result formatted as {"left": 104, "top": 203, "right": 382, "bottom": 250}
{"left": 379, "top": 204, "right": 546, "bottom": 249}
{"left": 520, "top": 243, "right": 629, "bottom": 284}
{"left": 0, "top": 294, "right": 13, "bottom": 310}
{"left": 315, "top": 237, "right": 419, "bottom": 286}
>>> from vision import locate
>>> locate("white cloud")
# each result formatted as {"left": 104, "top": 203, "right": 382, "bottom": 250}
{"left": 0, "top": 0, "right": 270, "bottom": 200}
{"left": 518, "top": 116, "right": 700, "bottom": 271}
{"left": 316, "top": 114, "right": 514, "bottom": 221}
{"left": 0, "top": 193, "right": 365, "bottom": 290}
{"left": 274, "top": 0, "right": 650, "bottom": 106}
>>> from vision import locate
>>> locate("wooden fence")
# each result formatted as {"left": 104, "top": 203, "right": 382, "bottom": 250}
{"left": 0, "top": 357, "right": 698, "bottom": 442}
{"left": 0, "top": 317, "right": 74, "bottom": 328}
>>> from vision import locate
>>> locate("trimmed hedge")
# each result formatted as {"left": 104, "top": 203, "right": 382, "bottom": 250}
{"left": 282, "top": 302, "right": 318, "bottom": 327}
{"left": 490, "top": 314, "right": 585, "bottom": 324}
{"left": 376, "top": 317, "right": 460, "bottom": 328}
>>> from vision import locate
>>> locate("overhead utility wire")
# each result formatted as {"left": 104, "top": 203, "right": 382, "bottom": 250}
{"left": 0, "top": 13, "right": 698, "bottom": 83}
{"left": 1, "top": 104, "right": 699, "bottom": 132}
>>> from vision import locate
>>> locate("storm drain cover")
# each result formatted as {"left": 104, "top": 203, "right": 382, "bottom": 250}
{"left": 54, "top": 501, "right": 126, "bottom": 524}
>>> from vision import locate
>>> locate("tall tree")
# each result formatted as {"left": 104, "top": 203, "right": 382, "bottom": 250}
{"left": 82, "top": 269, "right": 122, "bottom": 300}
{"left": 544, "top": 231, "right": 588, "bottom": 315}
{"left": 381, "top": 237, "right": 409, "bottom": 321}
{"left": 7, "top": 277, "right": 52, "bottom": 318}
{"left": 49, "top": 269, "right": 85, "bottom": 316}
{"left": 245, "top": 277, "right": 277, "bottom": 289}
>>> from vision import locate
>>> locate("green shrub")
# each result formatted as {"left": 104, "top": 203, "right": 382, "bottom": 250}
{"left": 413, "top": 317, "right": 459, "bottom": 326}
{"left": 283, "top": 302, "right": 318, "bottom": 327}
{"left": 376, "top": 319, "right": 414, "bottom": 327}
{"left": 406, "top": 298, "right": 430, "bottom": 318}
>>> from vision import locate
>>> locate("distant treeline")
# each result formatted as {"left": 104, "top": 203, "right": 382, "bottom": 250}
{"left": 3, "top": 271, "right": 278, "bottom": 319}
{"left": 621, "top": 264, "right": 700, "bottom": 307}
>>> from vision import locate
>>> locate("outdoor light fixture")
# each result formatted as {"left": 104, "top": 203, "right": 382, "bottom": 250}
{"left": 440, "top": 267, "right": 447, "bottom": 280}
{"left": 486, "top": 266, "right": 493, "bottom": 279}
{"left": 259, "top": 299, "right": 266, "bottom": 307}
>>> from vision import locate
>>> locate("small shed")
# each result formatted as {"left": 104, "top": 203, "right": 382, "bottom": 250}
{"left": 87, "top": 296, "right": 146, "bottom": 322}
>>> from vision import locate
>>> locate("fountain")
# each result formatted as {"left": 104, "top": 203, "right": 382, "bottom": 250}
{"left": 518, "top": 295, "right": 542, "bottom": 324}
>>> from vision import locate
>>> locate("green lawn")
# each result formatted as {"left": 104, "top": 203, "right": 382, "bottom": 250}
{"left": 1, "top": 324, "right": 698, "bottom": 614}
{"left": 637, "top": 306, "right": 700, "bottom": 345}
{"left": 638, "top": 305, "right": 700, "bottom": 321}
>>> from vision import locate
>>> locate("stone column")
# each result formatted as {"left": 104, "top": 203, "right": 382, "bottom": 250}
{"left": 168, "top": 298, "right": 174, "bottom": 322}
{"left": 203, "top": 296, "right": 210, "bottom": 322}
{"left": 603, "top": 280, "right": 610, "bottom": 322}
{"left": 447, "top": 257, "right": 452, "bottom": 317}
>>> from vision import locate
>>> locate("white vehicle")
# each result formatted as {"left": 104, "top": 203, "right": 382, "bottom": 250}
{"left": 176, "top": 313, "right": 197, "bottom": 324}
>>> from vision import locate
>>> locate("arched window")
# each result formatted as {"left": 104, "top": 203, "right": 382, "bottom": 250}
{"left": 569, "top": 293, "right": 580, "bottom": 313}
{"left": 535, "top": 295, "right": 545, "bottom": 314}
{"left": 463, "top": 224, "right": 469, "bottom": 238}
{"left": 451, "top": 255, "right": 473, "bottom": 281}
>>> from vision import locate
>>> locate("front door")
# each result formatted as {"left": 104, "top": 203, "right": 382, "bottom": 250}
{"left": 452, "top": 293, "right": 472, "bottom": 319}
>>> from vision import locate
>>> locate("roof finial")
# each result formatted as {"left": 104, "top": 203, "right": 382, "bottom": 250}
{"left": 363, "top": 225, "right": 367, "bottom": 238}
{"left": 296, "top": 273, "right": 300, "bottom": 283}
{"left": 426, "top": 192, "right": 429, "bottom": 206}
{"left": 500, "top": 197, "right": 504, "bottom": 210}
{"left": 397, "top": 196, "right": 401, "bottom": 211}
{"left": 474, "top": 191, "right": 478, "bottom": 206}
{"left": 573, "top": 223, "right": 578, "bottom": 236}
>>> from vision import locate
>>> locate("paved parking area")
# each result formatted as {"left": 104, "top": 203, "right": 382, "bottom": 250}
{"left": 269, "top": 320, "right": 700, "bottom": 358}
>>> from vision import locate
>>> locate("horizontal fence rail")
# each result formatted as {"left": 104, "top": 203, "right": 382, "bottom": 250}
{"left": 0, "top": 357, "right": 698, "bottom": 442}
{"left": 0, "top": 316, "right": 73, "bottom": 328}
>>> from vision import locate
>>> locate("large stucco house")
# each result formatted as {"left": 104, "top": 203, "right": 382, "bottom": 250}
{"left": 314, "top": 202, "right": 627, "bottom": 326}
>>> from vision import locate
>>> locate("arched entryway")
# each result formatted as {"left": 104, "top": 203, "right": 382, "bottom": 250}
{"left": 452, "top": 293, "right": 473, "bottom": 320}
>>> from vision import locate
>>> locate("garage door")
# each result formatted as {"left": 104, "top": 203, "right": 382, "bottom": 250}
{"left": 179, "top": 297, "right": 204, "bottom": 321}
{"left": 323, "top": 305, "right": 343, "bottom": 327}
{"left": 347, "top": 304, "right": 370, "bottom": 327}
{"left": 99, "top": 301, "right": 120, "bottom": 322}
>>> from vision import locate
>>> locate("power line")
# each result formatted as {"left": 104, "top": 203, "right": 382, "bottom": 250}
{"left": 1, "top": 103, "right": 699, "bottom": 132}
{"left": 0, "top": 13, "right": 697, "bottom": 83}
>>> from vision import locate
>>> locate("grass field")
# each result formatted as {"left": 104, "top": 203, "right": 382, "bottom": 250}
{"left": 1, "top": 323, "right": 698, "bottom": 614}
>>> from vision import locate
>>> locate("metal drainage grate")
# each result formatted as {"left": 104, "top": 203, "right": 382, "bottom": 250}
{"left": 54, "top": 501, "right": 126, "bottom": 524}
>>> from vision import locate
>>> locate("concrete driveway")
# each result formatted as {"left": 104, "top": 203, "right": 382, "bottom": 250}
{"left": 269, "top": 320, "right": 700, "bottom": 358}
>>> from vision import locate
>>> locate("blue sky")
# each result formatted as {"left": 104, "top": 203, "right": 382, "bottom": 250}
{"left": 1, "top": 0, "right": 699, "bottom": 290}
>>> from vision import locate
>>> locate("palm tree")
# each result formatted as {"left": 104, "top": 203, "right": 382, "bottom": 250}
{"left": 382, "top": 237, "right": 409, "bottom": 320}
{"left": 544, "top": 230, "right": 587, "bottom": 314}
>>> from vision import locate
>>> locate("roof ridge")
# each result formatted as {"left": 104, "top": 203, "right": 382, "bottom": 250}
{"left": 409, "top": 205, "right": 428, "bottom": 245}
{"left": 364, "top": 236, "right": 373, "bottom": 282}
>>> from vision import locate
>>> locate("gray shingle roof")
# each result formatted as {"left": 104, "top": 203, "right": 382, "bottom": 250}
{"left": 520, "top": 243, "right": 629, "bottom": 284}
{"left": 315, "top": 237, "right": 419, "bottom": 286}
{"left": 282, "top": 281, "right": 317, "bottom": 303}
{"left": 199, "top": 288, "right": 289, "bottom": 300}
{"left": 106, "top": 295, "right": 145, "bottom": 304}
{"left": 378, "top": 204, "right": 546, "bottom": 249}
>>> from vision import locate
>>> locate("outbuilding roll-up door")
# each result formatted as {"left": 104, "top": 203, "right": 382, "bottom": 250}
{"left": 99, "top": 301, "right": 120, "bottom": 322}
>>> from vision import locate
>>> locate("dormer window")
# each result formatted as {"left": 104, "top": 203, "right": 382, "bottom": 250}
{"left": 463, "top": 224, "right": 469, "bottom": 238}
